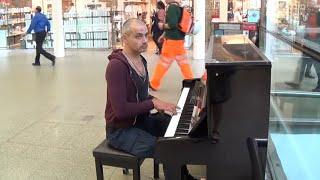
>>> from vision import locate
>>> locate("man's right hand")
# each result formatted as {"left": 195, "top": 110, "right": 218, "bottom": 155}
{"left": 152, "top": 98, "right": 179, "bottom": 115}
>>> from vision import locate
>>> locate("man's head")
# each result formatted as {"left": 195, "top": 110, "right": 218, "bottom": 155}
{"left": 122, "top": 18, "right": 148, "bottom": 54}
{"left": 157, "top": 1, "right": 165, "bottom": 9}
{"left": 35, "top": 6, "right": 42, "bottom": 13}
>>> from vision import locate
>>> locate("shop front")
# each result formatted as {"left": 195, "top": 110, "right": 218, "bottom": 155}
{"left": 0, "top": 0, "right": 160, "bottom": 49}
{"left": 209, "top": 0, "right": 261, "bottom": 44}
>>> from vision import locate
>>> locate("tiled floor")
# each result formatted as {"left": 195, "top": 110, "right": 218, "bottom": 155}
{"left": 0, "top": 46, "right": 206, "bottom": 180}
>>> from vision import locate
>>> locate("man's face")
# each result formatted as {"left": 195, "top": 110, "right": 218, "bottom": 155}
{"left": 123, "top": 23, "right": 148, "bottom": 53}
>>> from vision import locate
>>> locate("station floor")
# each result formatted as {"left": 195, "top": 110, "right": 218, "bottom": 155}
{"left": 0, "top": 46, "right": 207, "bottom": 180}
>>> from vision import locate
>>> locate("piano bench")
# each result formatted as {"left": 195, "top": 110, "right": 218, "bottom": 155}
{"left": 92, "top": 139, "right": 160, "bottom": 180}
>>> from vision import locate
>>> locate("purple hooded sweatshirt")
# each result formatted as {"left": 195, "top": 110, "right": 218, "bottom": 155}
{"left": 105, "top": 49, "right": 154, "bottom": 128}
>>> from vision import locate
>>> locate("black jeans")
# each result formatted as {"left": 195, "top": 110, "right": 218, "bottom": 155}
{"left": 35, "top": 31, "right": 55, "bottom": 64}
{"left": 153, "top": 32, "right": 163, "bottom": 53}
{"left": 106, "top": 112, "right": 170, "bottom": 158}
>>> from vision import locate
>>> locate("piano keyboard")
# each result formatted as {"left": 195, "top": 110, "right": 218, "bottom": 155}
{"left": 164, "top": 88, "right": 190, "bottom": 137}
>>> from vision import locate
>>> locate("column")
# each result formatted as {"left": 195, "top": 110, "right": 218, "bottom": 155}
{"left": 221, "top": 0, "right": 228, "bottom": 22}
{"left": 193, "top": 0, "right": 206, "bottom": 60}
{"left": 52, "top": 0, "right": 65, "bottom": 57}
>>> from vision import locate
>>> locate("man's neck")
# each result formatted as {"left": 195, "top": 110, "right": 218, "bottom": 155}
{"left": 123, "top": 49, "right": 140, "bottom": 60}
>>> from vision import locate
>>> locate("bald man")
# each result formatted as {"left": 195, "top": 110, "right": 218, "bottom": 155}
{"left": 105, "top": 18, "right": 176, "bottom": 159}
{"left": 105, "top": 19, "right": 197, "bottom": 180}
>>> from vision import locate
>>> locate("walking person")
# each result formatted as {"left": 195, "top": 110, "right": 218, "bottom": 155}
{"left": 27, "top": 6, "right": 55, "bottom": 66}
{"left": 151, "top": 1, "right": 166, "bottom": 54}
{"left": 149, "top": 0, "right": 194, "bottom": 91}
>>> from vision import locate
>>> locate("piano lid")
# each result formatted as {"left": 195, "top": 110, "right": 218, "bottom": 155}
{"left": 206, "top": 35, "right": 270, "bottom": 68}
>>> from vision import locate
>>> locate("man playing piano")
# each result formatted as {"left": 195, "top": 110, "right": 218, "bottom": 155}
{"left": 104, "top": 18, "right": 197, "bottom": 180}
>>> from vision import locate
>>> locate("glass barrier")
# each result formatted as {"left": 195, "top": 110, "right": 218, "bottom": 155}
{"left": 260, "top": 31, "right": 320, "bottom": 180}
{"left": 265, "top": 0, "right": 320, "bottom": 54}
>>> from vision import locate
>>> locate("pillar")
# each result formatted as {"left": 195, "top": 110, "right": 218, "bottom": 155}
{"left": 52, "top": 0, "right": 65, "bottom": 57}
{"left": 193, "top": 0, "right": 205, "bottom": 60}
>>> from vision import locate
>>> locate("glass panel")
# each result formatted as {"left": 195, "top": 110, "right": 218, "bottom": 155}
{"left": 265, "top": 0, "right": 320, "bottom": 53}
{"left": 63, "top": 0, "right": 111, "bottom": 48}
{"left": 63, "top": 1, "right": 77, "bottom": 48}
{"left": 260, "top": 29, "right": 320, "bottom": 179}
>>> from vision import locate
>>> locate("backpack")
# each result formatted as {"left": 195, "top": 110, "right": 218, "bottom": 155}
{"left": 178, "top": 6, "right": 194, "bottom": 34}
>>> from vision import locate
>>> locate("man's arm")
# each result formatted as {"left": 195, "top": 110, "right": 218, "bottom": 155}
{"left": 46, "top": 18, "right": 51, "bottom": 32}
{"left": 106, "top": 60, "right": 154, "bottom": 120}
{"left": 27, "top": 15, "right": 38, "bottom": 34}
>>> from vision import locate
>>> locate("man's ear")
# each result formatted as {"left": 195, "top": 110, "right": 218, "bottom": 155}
{"left": 122, "top": 35, "right": 126, "bottom": 43}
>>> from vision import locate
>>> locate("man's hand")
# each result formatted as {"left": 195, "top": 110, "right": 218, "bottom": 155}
{"left": 152, "top": 98, "right": 179, "bottom": 115}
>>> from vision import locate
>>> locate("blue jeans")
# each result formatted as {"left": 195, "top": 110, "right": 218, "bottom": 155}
{"left": 106, "top": 113, "right": 170, "bottom": 159}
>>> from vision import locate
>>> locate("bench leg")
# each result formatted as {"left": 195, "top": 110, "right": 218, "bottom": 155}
{"left": 95, "top": 159, "right": 104, "bottom": 180}
{"left": 154, "top": 159, "right": 159, "bottom": 179}
{"left": 133, "top": 161, "right": 141, "bottom": 180}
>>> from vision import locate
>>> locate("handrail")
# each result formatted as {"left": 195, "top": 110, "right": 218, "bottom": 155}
{"left": 271, "top": 90, "right": 320, "bottom": 98}
{"left": 259, "top": 27, "right": 320, "bottom": 63}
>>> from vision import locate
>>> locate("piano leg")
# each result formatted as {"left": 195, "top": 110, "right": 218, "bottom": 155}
{"left": 154, "top": 159, "right": 160, "bottom": 179}
{"left": 133, "top": 161, "right": 141, "bottom": 180}
{"left": 207, "top": 164, "right": 215, "bottom": 180}
{"left": 163, "top": 163, "right": 181, "bottom": 180}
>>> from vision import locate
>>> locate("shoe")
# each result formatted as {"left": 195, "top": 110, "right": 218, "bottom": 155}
{"left": 285, "top": 82, "right": 300, "bottom": 89}
{"left": 32, "top": 63, "right": 40, "bottom": 66}
{"left": 52, "top": 57, "right": 56, "bottom": 66}
{"left": 312, "top": 86, "right": 320, "bottom": 92}
{"left": 305, "top": 73, "right": 315, "bottom": 79}
{"left": 149, "top": 82, "right": 157, "bottom": 91}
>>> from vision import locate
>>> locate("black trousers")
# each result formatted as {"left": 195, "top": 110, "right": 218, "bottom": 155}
{"left": 295, "top": 57, "right": 313, "bottom": 84}
{"left": 152, "top": 32, "right": 163, "bottom": 53}
{"left": 35, "top": 31, "right": 55, "bottom": 64}
{"left": 314, "top": 61, "right": 320, "bottom": 88}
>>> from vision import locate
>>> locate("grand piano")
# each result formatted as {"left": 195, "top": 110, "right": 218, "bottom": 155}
{"left": 155, "top": 35, "right": 272, "bottom": 180}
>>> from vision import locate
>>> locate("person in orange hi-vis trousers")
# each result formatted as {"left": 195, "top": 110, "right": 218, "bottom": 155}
{"left": 149, "top": 0, "right": 194, "bottom": 91}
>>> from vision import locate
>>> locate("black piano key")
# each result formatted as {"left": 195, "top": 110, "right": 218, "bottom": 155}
{"left": 175, "top": 132, "right": 189, "bottom": 136}
{"left": 172, "top": 81, "right": 206, "bottom": 137}
{"left": 176, "top": 128, "right": 189, "bottom": 132}
{"left": 177, "top": 125, "right": 189, "bottom": 129}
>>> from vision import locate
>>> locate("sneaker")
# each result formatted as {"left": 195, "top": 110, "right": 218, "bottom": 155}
{"left": 32, "top": 63, "right": 40, "bottom": 66}
{"left": 312, "top": 86, "right": 320, "bottom": 92}
{"left": 305, "top": 73, "right": 315, "bottom": 79}
{"left": 149, "top": 83, "right": 157, "bottom": 91}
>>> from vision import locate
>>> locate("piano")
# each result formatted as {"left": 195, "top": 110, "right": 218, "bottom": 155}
{"left": 155, "top": 35, "right": 272, "bottom": 180}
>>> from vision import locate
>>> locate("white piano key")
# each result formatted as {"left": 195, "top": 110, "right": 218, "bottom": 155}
{"left": 164, "top": 87, "right": 190, "bottom": 137}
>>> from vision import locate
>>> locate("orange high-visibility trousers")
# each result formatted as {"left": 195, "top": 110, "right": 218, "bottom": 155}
{"left": 150, "top": 39, "right": 194, "bottom": 90}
